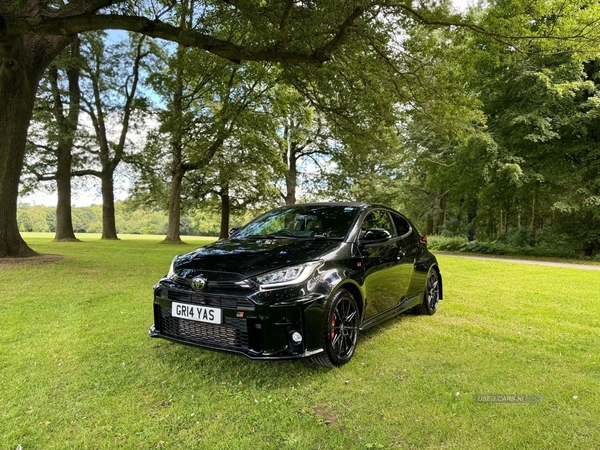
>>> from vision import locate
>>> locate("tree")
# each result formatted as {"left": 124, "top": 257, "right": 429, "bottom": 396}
{"left": 135, "top": 42, "right": 279, "bottom": 242}
{"left": 71, "top": 31, "right": 149, "bottom": 239}
{"left": 24, "top": 37, "right": 83, "bottom": 242}
{"left": 269, "top": 85, "right": 335, "bottom": 205}
{"left": 1, "top": 0, "right": 397, "bottom": 257}
{"left": 183, "top": 118, "right": 282, "bottom": 238}
{"left": 469, "top": 43, "right": 600, "bottom": 249}
{"left": 5, "top": 0, "right": 598, "bottom": 256}
{"left": 396, "top": 0, "right": 600, "bottom": 255}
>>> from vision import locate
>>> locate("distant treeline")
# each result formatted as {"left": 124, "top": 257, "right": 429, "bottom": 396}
{"left": 17, "top": 201, "right": 248, "bottom": 236}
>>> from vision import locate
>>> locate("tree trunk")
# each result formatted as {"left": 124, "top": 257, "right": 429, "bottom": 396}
{"left": 285, "top": 143, "right": 297, "bottom": 205}
{"left": 426, "top": 217, "right": 434, "bottom": 236}
{"left": 101, "top": 172, "right": 118, "bottom": 239}
{"left": 53, "top": 37, "right": 81, "bottom": 242}
{"left": 0, "top": 56, "right": 37, "bottom": 256}
{"left": 219, "top": 184, "right": 230, "bottom": 239}
{"left": 164, "top": 170, "right": 184, "bottom": 243}
{"left": 530, "top": 192, "right": 538, "bottom": 242}
{"left": 163, "top": 38, "right": 185, "bottom": 244}
{"left": 467, "top": 199, "right": 477, "bottom": 241}
{"left": 164, "top": 79, "right": 184, "bottom": 244}
{"left": 54, "top": 144, "right": 78, "bottom": 241}
{"left": 0, "top": 34, "right": 69, "bottom": 257}
{"left": 436, "top": 194, "right": 446, "bottom": 234}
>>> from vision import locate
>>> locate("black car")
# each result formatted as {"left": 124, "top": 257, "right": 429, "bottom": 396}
{"left": 149, "top": 202, "right": 442, "bottom": 366}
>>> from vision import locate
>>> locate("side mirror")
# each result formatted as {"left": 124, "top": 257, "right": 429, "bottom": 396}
{"left": 228, "top": 227, "right": 241, "bottom": 237}
{"left": 360, "top": 228, "right": 392, "bottom": 243}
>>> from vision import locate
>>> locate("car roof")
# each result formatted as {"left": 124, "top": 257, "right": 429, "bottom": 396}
{"left": 293, "top": 202, "right": 368, "bottom": 207}
{"left": 292, "top": 201, "right": 399, "bottom": 211}
{"left": 289, "top": 202, "right": 408, "bottom": 218}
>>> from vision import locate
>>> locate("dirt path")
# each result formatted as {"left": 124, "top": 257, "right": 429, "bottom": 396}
{"left": 0, "top": 254, "right": 63, "bottom": 270}
{"left": 439, "top": 253, "right": 600, "bottom": 271}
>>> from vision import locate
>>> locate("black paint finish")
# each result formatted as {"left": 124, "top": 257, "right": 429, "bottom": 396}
{"left": 150, "top": 202, "right": 442, "bottom": 364}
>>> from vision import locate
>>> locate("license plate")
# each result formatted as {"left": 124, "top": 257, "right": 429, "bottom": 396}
{"left": 171, "top": 302, "right": 222, "bottom": 324}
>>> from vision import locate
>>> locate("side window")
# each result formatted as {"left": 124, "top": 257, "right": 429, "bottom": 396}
{"left": 392, "top": 213, "right": 411, "bottom": 237}
{"left": 361, "top": 210, "right": 397, "bottom": 237}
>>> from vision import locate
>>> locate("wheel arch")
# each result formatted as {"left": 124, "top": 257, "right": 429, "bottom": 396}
{"left": 431, "top": 263, "right": 443, "bottom": 300}
{"left": 329, "top": 280, "right": 365, "bottom": 319}
{"left": 311, "top": 280, "right": 362, "bottom": 367}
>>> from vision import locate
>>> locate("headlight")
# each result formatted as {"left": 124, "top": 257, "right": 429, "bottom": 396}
{"left": 254, "top": 261, "right": 323, "bottom": 288}
{"left": 167, "top": 257, "right": 178, "bottom": 279}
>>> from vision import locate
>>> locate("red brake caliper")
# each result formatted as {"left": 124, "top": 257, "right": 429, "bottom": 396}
{"left": 331, "top": 314, "right": 336, "bottom": 341}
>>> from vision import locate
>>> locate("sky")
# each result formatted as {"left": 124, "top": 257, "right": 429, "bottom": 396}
{"left": 19, "top": 0, "right": 478, "bottom": 208}
{"left": 453, "top": 0, "right": 477, "bottom": 12}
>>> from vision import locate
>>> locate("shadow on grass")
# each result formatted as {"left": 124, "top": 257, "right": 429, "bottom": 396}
{"left": 149, "top": 310, "right": 423, "bottom": 388}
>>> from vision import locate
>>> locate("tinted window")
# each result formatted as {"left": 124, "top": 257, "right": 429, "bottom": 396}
{"left": 392, "top": 213, "right": 411, "bottom": 237}
{"left": 235, "top": 205, "right": 361, "bottom": 239}
{"left": 361, "top": 210, "right": 396, "bottom": 237}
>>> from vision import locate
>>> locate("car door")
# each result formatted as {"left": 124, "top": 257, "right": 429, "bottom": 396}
{"left": 360, "top": 210, "right": 410, "bottom": 319}
{"left": 391, "top": 212, "right": 420, "bottom": 303}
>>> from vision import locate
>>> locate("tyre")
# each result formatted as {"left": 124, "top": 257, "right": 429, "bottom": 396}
{"left": 311, "top": 289, "right": 360, "bottom": 367}
{"left": 415, "top": 268, "right": 440, "bottom": 316}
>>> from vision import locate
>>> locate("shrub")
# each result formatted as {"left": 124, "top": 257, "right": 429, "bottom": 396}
{"left": 459, "top": 240, "right": 512, "bottom": 255}
{"left": 429, "top": 234, "right": 580, "bottom": 259}
{"left": 497, "top": 227, "right": 531, "bottom": 247}
{"left": 439, "top": 218, "right": 470, "bottom": 237}
{"left": 427, "top": 235, "right": 468, "bottom": 252}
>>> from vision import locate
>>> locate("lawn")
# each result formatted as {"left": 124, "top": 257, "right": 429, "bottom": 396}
{"left": 1, "top": 233, "right": 599, "bottom": 449}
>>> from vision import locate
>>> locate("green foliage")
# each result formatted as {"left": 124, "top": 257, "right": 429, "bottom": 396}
{"left": 17, "top": 204, "right": 54, "bottom": 232}
{"left": 132, "top": 45, "right": 283, "bottom": 223}
{"left": 459, "top": 240, "right": 518, "bottom": 255}
{"left": 388, "top": 0, "right": 600, "bottom": 256}
{"left": 15, "top": 202, "right": 257, "bottom": 236}
{"left": 496, "top": 227, "right": 531, "bottom": 247}
{"left": 72, "top": 207, "right": 98, "bottom": 233}
{"left": 427, "top": 235, "right": 469, "bottom": 252}
{"left": 15, "top": 0, "right": 600, "bottom": 258}
{"left": 428, "top": 231, "right": 581, "bottom": 258}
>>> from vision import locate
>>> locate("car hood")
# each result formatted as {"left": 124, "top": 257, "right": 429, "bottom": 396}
{"left": 173, "top": 238, "right": 343, "bottom": 278}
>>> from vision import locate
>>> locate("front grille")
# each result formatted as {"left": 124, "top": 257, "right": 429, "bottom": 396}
{"left": 171, "top": 270, "right": 254, "bottom": 289}
{"left": 158, "top": 306, "right": 249, "bottom": 349}
{"left": 166, "top": 290, "right": 255, "bottom": 310}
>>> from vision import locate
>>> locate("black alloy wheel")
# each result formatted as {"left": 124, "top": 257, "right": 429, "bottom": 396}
{"left": 312, "top": 289, "right": 360, "bottom": 367}
{"left": 415, "top": 269, "right": 440, "bottom": 315}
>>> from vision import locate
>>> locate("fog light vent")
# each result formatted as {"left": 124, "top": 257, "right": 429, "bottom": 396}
{"left": 291, "top": 332, "right": 303, "bottom": 344}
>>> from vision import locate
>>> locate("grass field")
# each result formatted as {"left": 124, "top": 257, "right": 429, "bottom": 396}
{"left": 1, "top": 233, "right": 599, "bottom": 449}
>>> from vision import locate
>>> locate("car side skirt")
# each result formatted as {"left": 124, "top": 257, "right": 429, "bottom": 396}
{"left": 359, "top": 293, "right": 422, "bottom": 331}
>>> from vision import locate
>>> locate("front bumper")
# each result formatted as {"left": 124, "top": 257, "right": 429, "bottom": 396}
{"left": 150, "top": 279, "right": 328, "bottom": 360}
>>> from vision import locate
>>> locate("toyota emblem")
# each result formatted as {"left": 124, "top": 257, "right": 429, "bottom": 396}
{"left": 191, "top": 275, "right": 207, "bottom": 291}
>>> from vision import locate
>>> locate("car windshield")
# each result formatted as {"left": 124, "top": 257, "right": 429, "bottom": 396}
{"left": 234, "top": 205, "right": 361, "bottom": 240}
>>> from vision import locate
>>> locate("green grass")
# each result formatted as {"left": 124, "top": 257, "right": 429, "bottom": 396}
{"left": 1, "top": 233, "right": 599, "bottom": 449}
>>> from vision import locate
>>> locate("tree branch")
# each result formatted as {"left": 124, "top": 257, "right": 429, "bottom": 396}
{"left": 319, "top": 6, "right": 368, "bottom": 59}
{"left": 72, "top": 169, "right": 102, "bottom": 177}
{"left": 24, "top": 162, "right": 58, "bottom": 181}
{"left": 1, "top": 14, "right": 326, "bottom": 65}
{"left": 27, "top": 140, "right": 56, "bottom": 153}
{"left": 56, "top": 0, "right": 121, "bottom": 18}
{"left": 114, "top": 34, "right": 145, "bottom": 166}
{"left": 280, "top": 0, "right": 294, "bottom": 31}
{"left": 384, "top": 2, "right": 600, "bottom": 43}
